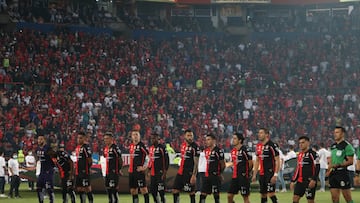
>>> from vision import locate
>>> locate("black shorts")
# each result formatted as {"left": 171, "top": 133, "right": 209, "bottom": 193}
{"left": 228, "top": 176, "right": 250, "bottom": 196}
{"left": 173, "top": 173, "right": 194, "bottom": 192}
{"left": 75, "top": 174, "right": 91, "bottom": 187}
{"left": 201, "top": 175, "right": 221, "bottom": 194}
{"left": 259, "top": 174, "right": 275, "bottom": 194}
{"left": 294, "top": 181, "right": 316, "bottom": 200}
{"left": 61, "top": 177, "right": 74, "bottom": 190}
{"left": 329, "top": 170, "right": 351, "bottom": 189}
{"left": 105, "top": 174, "right": 119, "bottom": 189}
{"left": 37, "top": 173, "right": 54, "bottom": 189}
{"left": 129, "top": 172, "right": 146, "bottom": 189}
{"left": 150, "top": 174, "right": 165, "bottom": 194}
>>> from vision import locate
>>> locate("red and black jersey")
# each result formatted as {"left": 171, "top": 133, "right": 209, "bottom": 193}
{"left": 148, "top": 143, "right": 169, "bottom": 176}
{"left": 75, "top": 144, "right": 92, "bottom": 176}
{"left": 204, "top": 146, "right": 224, "bottom": 177}
{"left": 128, "top": 142, "right": 148, "bottom": 173}
{"left": 292, "top": 149, "right": 320, "bottom": 183}
{"left": 178, "top": 142, "right": 200, "bottom": 175}
{"left": 104, "top": 143, "right": 123, "bottom": 175}
{"left": 231, "top": 145, "right": 252, "bottom": 178}
{"left": 256, "top": 140, "right": 279, "bottom": 175}
{"left": 53, "top": 150, "right": 72, "bottom": 179}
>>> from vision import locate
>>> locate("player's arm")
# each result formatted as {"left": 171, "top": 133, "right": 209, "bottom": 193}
{"left": 162, "top": 146, "right": 170, "bottom": 171}
{"left": 312, "top": 153, "right": 320, "bottom": 181}
{"left": 219, "top": 149, "right": 225, "bottom": 173}
{"left": 84, "top": 145, "right": 93, "bottom": 168}
{"left": 68, "top": 157, "right": 74, "bottom": 178}
{"left": 252, "top": 155, "right": 259, "bottom": 181}
{"left": 274, "top": 155, "right": 280, "bottom": 175}
{"left": 117, "top": 147, "right": 123, "bottom": 170}
{"left": 139, "top": 145, "right": 149, "bottom": 172}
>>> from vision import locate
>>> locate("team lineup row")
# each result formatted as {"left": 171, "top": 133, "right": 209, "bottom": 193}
{"left": 6, "top": 126, "right": 358, "bottom": 203}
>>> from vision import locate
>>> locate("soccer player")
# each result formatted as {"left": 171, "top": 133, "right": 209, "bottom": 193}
{"left": 75, "top": 131, "right": 94, "bottom": 203}
{"left": 148, "top": 133, "right": 169, "bottom": 203}
{"left": 36, "top": 134, "right": 56, "bottom": 203}
{"left": 172, "top": 129, "right": 200, "bottom": 203}
{"left": 289, "top": 136, "right": 320, "bottom": 203}
{"left": 327, "top": 126, "right": 354, "bottom": 203}
{"left": 103, "top": 132, "right": 123, "bottom": 203}
{"left": 53, "top": 144, "right": 76, "bottom": 203}
{"left": 128, "top": 130, "right": 150, "bottom": 203}
{"left": 252, "top": 128, "right": 280, "bottom": 203}
{"left": 227, "top": 133, "right": 253, "bottom": 203}
{"left": 199, "top": 134, "right": 225, "bottom": 203}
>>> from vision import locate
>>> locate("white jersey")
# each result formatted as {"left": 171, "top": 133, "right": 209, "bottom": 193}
{"left": 8, "top": 158, "right": 20, "bottom": 176}
{"left": 198, "top": 151, "right": 206, "bottom": 173}
{"left": 279, "top": 150, "right": 285, "bottom": 170}
{"left": 0, "top": 156, "right": 5, "bottom": 177}
{"left": 317, "top": 148, "right": 331, "bottom": 169}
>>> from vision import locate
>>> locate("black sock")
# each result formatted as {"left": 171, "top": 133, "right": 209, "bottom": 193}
{"left": 173, "top": 193, "right": 179, "bottom": 203}
{"left": 144, "top": 193, "right": 149, "bottom": 203}
{"left": 37, "top": 188, "right": 44, "bottom": 203}
{"left": 87, "top": 192, "right": 94, "bottom": 203}
{"left": 159, "top": 191, "right": 165, "bottom": 203}
{"left": 69, "top": 190, "right": 76, "bottom": 203}
{"left": 190, "top": 194, "right": 196, "bottom": 203}
{"left": 113, "top": 190, "right": 118, "bottom": 203}
{"left": 62, "top": 188, "right": 67, "bottom": 203}
{"left": 214, "top": 193, "right": 220, "bottom": 203}
{"left": 152, "top": 192, "right": 159, "bottom": 203}
{"left": 107, "top": 189, "right": 113, "bottom": 203}
{"left": 79, "top": 192, "right": 86, "bottom": 203}
{"left": 270, "top": 196, "right": 278, "bottom": 203}
{"left": 133, "top": 194, "right": 139, "bottom": 203}
{"left": 199, "top": 194, "right": 206, "bottom": 203}
{"left": 47, "top": 188, "right": 54, "bottom": 203}
{"left": 261, "top": 197, "right": 268, "bottom": 203}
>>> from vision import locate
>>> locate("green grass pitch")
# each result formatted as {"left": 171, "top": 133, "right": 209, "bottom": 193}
{"left": 1, "top": 184, "right": 359, "bottom": 202}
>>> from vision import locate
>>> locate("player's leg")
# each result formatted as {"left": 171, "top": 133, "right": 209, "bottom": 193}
{"left": 227, "top": 178, "right": 239, "bottom": 203}
{"left": 267, "top": 174, "right": 278, "bottom": 203}
{"left": 341, "top": 189, "right": 353, "bottom": 203}
{"left": 158, "top": 180, "right": 166, "bottom": 203}
{"left": 259, "top": 175, "right": 268, "bottom": 203}
{"left": 330, "top": 188, "right": 340, "bottom": 203}
{"left": 129, "top": 173, "right": 140, "bottom": 203}
{"left": 172, "top": 174, "right": 183, "bottom": 203}
{"left": 150, "top": 175, "right": 159, "bottom": 203}
{"left": 45, "top": 178, "right": 55, "bottom": 203}
{"left": 61, "top": 178, "right": 67, "bottom": 203}
{"left": 36, "top": 175, "right": 45, "bottom": 203}
{"left": 83, "top": 175, "right": 94, "bottom": 203}
{"left": 212, "top": 176, "right": 221, "bottom": 203}
{"left": 138, "top": 172, "right": 149, "bottom": 203}
{"left": 105, "top": 176, "right": 113, "bottom": 203}
{"left": 199, "top": 176, "right": 209, "bottom": 203}
{"left": 67, "top": 181, "right": 76, "bottom": 203}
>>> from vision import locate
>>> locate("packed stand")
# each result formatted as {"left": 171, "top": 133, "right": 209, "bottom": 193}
{"left": 0, "top": 29, "right": 360, "bottom": 157}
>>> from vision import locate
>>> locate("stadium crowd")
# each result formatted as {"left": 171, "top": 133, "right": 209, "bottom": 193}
{"left": 0, "top": 25, "right": 359, "bottom": 157}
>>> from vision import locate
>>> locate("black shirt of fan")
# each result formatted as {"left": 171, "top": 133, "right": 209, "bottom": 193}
{"left": 104, "top": 143, "right": 122, "bottom": 175}
{"left": 75, "top": 144, "right": 92, "bottom": 176}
